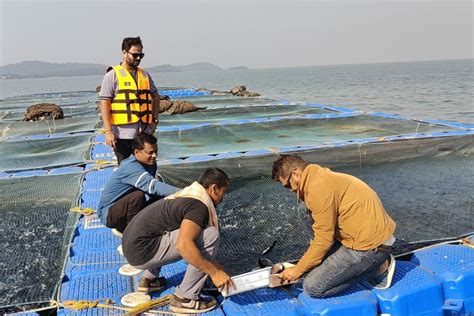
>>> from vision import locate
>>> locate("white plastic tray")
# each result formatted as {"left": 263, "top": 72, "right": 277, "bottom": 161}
{"left": 221, "top": 266, "right": 272, "bottom": 297}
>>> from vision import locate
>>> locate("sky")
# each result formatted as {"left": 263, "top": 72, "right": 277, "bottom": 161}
{"left": 0, "top": 0, "right": 472, "bottom": 69}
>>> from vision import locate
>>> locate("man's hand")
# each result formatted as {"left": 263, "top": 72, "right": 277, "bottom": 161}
{"left": 210, "top": 269, "right": 235, "bottom": 293}
{"left": 279, "top": 266, "right": 303, "bottom": 282}
{"left": 105, "top": 132, "right": 116, "bottom": 149}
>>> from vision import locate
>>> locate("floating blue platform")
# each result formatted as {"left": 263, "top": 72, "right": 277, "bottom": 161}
{"left": 290, "top": 283, "right": 378, "bottom": 316}
{"left": 411, "top": 244, "right": 474, "bottom": 315}
{"left": 367, "top": 260, "right": 445, "bottom": 316}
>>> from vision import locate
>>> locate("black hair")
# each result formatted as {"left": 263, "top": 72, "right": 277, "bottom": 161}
{"left": 271, "top": 154, "right": 309, "bottom": 181}
{"left": 198, "top": 168, "right": 230, "bottom": 189}
{"left": 122, "top": 36, "right": 143, "bottom": 51}
{"left": 132, "top": 133, "right": 157, "bottom": 151}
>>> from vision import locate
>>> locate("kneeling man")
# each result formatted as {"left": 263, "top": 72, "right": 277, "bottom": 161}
{"left": 97, "top": 133, "right": 179, "bottom": 233}
{"left": 122, "top": 168, "right": 234, "bottom": 314}
{"left": 272, "top": 155, "right": 396, "bottom": 297}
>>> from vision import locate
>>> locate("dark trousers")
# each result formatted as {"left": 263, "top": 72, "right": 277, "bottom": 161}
{"left": 114, "top": 139, "right": 133, "bottom": 165}
{"left": 297, "top": 202, "right": 388, "bottom": 298}
{"left": 106, "top": 190, "right": 158, "bottom": 233}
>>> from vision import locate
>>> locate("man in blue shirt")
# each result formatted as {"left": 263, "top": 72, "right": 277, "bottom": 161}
{"left": 98, "top": 133, "right": 179, "bottom": 233}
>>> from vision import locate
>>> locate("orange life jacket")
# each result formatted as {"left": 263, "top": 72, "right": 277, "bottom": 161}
{"left": 110, "top": 65, "right": 153, "bottom": 125}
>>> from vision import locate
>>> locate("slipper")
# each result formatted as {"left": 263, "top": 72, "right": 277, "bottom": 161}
{"left": 117, "top": 244, "right": 123, "bottom": 256}
{"left": 119, "top": 263, "right": 142, "bottom": 276}
{"left": 121, "top": 291, "right": 151, "bottom": 307}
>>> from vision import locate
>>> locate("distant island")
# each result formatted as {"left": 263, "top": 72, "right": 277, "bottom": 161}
{"left": 0, "top": 61, "right": 242, "bottom": 79}
{"left": 229, "top": 66, "right": 249, "bottom": 70}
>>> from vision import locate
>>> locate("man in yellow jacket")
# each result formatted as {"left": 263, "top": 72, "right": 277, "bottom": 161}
{"left": 99, "top": 36, "right": 160, "bottom": 164}
{"left": 272, "top": 154, "right": 396, "bottom": 297}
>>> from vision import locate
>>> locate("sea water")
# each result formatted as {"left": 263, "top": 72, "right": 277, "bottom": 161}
{"left": 1, "top": 59, "right": 473, "bottom": 123}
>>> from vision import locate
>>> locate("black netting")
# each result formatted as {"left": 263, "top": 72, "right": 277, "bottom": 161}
{"left": 0, "top": 174, "right": 81, "bottom": 312}
{"left": 159, "top": 149, "right": 473, "bottom": 275}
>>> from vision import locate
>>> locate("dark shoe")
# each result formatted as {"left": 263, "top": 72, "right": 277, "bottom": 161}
{"left": 366, "top": 254, "right": 396, "bottom": 290}
{"left": 170, "top": 294, "right": 217, "bottom": 314}
{"left": 137, "top": 276, "right": 167, "bottom": 292}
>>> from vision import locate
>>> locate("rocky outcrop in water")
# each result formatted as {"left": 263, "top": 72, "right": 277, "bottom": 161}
{"left": 230, "top": 85, "right": 260, "bottom": 97}
{"left": 24, "top": 103, "right": 64, "bottom": 121}
{"left": 205, "top": 85, "right": 260, "bottom": 97}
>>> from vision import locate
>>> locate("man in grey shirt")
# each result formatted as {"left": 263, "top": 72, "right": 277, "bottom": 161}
{"left": 99, "top": 36, "right": 160, "bottom": 164}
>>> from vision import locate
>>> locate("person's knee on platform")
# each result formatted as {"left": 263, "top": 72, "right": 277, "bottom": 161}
{"left": 303, "top": 278, "right": 327, "bottom": 298}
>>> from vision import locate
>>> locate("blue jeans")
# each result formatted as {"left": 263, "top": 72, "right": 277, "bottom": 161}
{"left": 297, "top": 202, "right": 388, "bottom": 298}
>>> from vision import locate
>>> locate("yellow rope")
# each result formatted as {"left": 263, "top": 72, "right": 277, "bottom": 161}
{"left": 94, "top": 160, "right": 115, "bottom": 165}
{"left": 125, "top": 294, "right": 172, "bottom": 316}
{"left": 63, "top": 300, "right": 99, "bottom": 310}
{"left": 89, "top": 160, "right": 117, "bottom": 170}
{"left": 60, "top": 296, "right": 174, "bottom": 315}
{"left": 61, "top": 299, "right": 129, "bottom": 312}
{"left": 70, "top": 207, "right": 96, "bottom": 216}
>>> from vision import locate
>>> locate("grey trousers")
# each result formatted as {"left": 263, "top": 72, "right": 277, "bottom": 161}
{"left": 297, "top": 202, "right": 388, "bottom": 298}
{"left": 133, "top": 226, "right": 220, "bottom": 300}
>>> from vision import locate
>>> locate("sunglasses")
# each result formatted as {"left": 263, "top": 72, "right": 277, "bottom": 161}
{"left": 128, "top": 51, "right": 145, "bottom": 59}
{"left": 284, "top": 168, "right": 296, "bottom": 189}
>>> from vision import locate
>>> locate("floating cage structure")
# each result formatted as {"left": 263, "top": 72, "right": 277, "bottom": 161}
{"left": 1, "top": 89, "right": 473, "bottom": 315}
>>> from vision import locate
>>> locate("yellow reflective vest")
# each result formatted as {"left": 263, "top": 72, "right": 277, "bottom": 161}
{"left": 110, "top": 65, "right": 153, "bottom": 125}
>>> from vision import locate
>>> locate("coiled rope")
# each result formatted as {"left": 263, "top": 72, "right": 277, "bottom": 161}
{"left": 60, "top": 294, "right": 173, "bottom": 315}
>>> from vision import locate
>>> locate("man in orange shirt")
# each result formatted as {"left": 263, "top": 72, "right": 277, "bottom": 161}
{"left": 272, "top": 154, "right": 396, "bottom": 297}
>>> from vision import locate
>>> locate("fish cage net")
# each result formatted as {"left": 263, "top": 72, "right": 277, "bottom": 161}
{"left": 158, "top": 144, "right": 473, "bottom": 275}
{"left": 157, "top": 115, "right": 459, "bottom": 160}
{"left": 0, "top": 91, "right": 99, "bottom": 139}
{"left": 0, "top": 173, "right": 81, "bottom": 313}
{"left": 0, "top": 134, "right": 91, "bottom": 172}
{"left": 0, "top": 115, "right": 100, "bottom": 138}
{"left": 159, "top": 104, "right": 333, "bottom": 126}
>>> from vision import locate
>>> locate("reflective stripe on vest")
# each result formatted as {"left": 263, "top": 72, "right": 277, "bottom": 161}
{"left": 110, "top": 65, "right": 153, "bottom": 125}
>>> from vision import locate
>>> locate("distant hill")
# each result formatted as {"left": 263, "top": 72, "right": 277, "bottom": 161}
{"left": 147, "top": 62, "right": 222, "bottom": 73}
{"left": 0, "top": 60, "right": 225, "bottom": 79}
{"left": 229, "top": 66, "right": 249, "bottom": 70}
{"left": 147, "top": 64, "right": 182, "bottom": 73}
{"left": 0, "top": 61, "right": 107, "bottom": 79}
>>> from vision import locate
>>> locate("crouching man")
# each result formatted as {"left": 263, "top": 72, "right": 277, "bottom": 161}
{"left": 272, "top": 155, "right": 396, "bottom": 297}
{"left": 122, "top": 168, "right": 234, "bottom": 314}
{"left": 97, "top": 133, "right": 179, "bottom": 233}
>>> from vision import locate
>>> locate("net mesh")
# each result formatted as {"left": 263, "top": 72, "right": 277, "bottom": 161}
{"left": 159, "top": 104, "right": 333, "bottom": 126}
{"left": 0, "top": 173, "right": 81, "bottom": 312}
{"left": 161, "top": 149, "right": 473, "bottom": 275}
{"left": 190, "top": 95, "right": 281, "bottom": 107}
{"left": 157, "top": 115, "right": 458, "bottom": 159}
{"left": 0, "top": 135, "right": 91, "bottom": 172}
{"left": 0, "top": 115, "right": 99, "bottom": 138}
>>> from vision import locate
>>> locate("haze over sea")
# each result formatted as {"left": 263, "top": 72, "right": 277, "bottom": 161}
{"left": 1, "top": 59, "right": 472, "bottom": 124}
